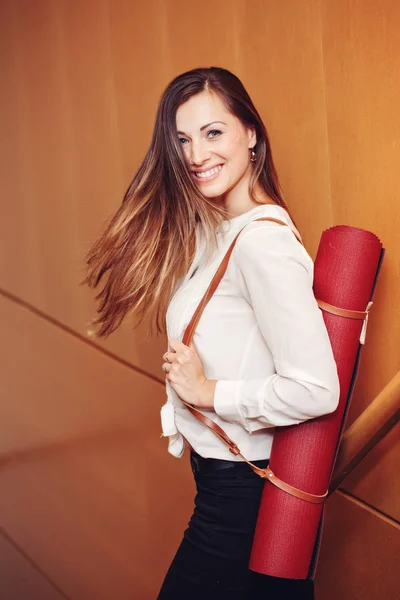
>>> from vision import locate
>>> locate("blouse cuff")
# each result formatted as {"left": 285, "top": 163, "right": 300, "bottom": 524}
{"left": 214, "top": 379, "right": 245, "bottom": 425}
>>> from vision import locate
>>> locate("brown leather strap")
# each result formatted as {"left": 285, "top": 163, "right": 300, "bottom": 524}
{"left": 316, "top": 299, "right": 369, "bottom": 320}
{"left": 185, "top": 404, "right": 241, "bottom": 455}
{"left": 180, "top": 217, "right": 371, "bottom": 504}
{"left": 179, "top": 217, "right": 329, "bottom": 503}
{"left": 184, "top": 404, "right": 327, "bottom": 503}
{"left": 182, "top": 218, "right": 303, "bottom": 345}
{"left": 178, "top": 216, "right": 366, "bottom": 503}
{"left": 261, "top": 467, "right": 328, "bottom": 503}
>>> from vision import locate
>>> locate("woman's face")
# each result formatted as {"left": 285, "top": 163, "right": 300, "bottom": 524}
{"left": 175, "top": 90, "right": 256, "bottom": 201}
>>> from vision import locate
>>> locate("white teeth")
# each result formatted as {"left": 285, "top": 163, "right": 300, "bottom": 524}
{"left": 195, "top": 165, "right": 223, "bottom": 179}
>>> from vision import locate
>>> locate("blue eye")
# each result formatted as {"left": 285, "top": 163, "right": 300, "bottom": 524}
{"left": 207, "top": 129, "right": 222, "bottom": 138}
{"left": 179, "top": 138, "right": 189, "bottom": 145}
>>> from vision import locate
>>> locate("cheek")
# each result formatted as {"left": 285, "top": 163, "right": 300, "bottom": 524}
{"left": 181, "top": 145, "right": 191, "bottom": 161}
{"left": 224, "top": 134, "right": 250, "bottom": 170}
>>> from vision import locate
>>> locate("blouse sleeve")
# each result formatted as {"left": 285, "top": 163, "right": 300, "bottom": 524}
{"left": 213, "top": 221, "right": 340, "bottom": 433}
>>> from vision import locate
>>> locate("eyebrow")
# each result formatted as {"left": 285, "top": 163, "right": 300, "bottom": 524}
{"left": 177, "top": 120, "right": 227, "bottom": 135}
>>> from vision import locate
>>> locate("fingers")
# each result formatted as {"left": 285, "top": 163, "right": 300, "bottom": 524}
{"left": 163, "top": 360, "right": 178, "bottom": 382}
{"left": 162, "top": 350, "right": 180, "bottom": 363}
{"left": 169, "top": 338, "right": 191, "bottom": 356}
{"left": 161, "top": 347, "right": 179, "bottom": 376}
{"left": 162, "top": 353, "right": 185, "bottom": 370}
{"left": 162, "top": 339, "right": 193, "bottom": 379}
{"left": 161, "top": 340, "right": 190, "bottom": 374}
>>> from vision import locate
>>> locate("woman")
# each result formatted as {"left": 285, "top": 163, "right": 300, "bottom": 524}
{"left": 83, "top": 67, "right": 340, "bottom": 599}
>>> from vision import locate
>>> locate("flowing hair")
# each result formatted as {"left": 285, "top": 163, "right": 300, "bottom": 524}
{"left": 81, "top": 66, "right": 294, "bottom": 340}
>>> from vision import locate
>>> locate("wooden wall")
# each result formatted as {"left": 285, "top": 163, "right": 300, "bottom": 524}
{"left": 0, "top": 1, "right": 398, "bottom": 598}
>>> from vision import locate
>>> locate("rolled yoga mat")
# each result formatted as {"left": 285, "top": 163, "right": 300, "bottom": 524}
{"left": 249, "top": 225, "right": 385, "bottom": 579}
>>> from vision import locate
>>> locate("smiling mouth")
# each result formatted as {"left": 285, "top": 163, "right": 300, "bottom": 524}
{"left": 192, "top": 164, "right": 224, "bottom": 181}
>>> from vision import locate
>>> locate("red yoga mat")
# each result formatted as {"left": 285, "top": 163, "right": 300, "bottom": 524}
{"left": 249, "top": 224, "right": 384, "bottom": 579}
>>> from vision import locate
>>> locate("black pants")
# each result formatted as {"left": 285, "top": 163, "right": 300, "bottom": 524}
{"left": 157, "top": 452, "right": 315, "bottom": 599}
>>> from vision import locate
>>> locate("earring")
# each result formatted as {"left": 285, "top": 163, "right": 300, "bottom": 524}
{"left": 250, "top": 148, "right": 257, "bottom": 162}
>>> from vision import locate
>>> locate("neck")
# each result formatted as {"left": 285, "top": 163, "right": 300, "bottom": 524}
{"left": 216, "top": 174, "right": 276, "bottom": 219}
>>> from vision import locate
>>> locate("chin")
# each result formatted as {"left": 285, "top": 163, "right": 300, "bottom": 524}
{"left": 200, "top": 187, "right": 228, "bottom": 199}
{"left": 196, "top": 179, "right": 232, "bottom": 198}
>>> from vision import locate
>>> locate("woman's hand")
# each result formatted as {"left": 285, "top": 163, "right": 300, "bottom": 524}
{"left": 162, "top": 339, "right": 216, "bottom": 409}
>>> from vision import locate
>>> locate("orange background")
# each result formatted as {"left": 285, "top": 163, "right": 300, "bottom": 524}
{"left": 0, "top": 1, "right": 399, "bottom": 598}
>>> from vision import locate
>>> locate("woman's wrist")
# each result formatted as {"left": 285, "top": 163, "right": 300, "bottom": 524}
{"left": 195, "top": 378, "right": 218, "bottom": 409}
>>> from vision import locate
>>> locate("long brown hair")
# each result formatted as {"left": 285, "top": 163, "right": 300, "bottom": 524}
{"left": 81, "top": 66, "right": 293, "bottom": 340}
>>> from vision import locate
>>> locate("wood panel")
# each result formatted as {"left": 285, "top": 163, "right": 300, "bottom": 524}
{"left": 315, "top": 491, "right": 400, "bottom": 600}
{"left": 0, "top": 0, "right": 331, "bottom": 381}
{"left": 0, "top": 0, "right": 165, "bottom": 379}
{"left": 1, "top": 0, "right": 399, "bottom": 597}
{"left": 0, "top": 533, "right": 67, "bottom": 600}
{"left": 341, "top": 422, "right": 400, "bottom": 522}
{"left": 320, "top": 0, "right": 400, "bottom": 423}
{"left": 0, "top": 436, "right": 194, "bottom": 600}
{"left": 0, "top": 292, "right": 163, "bottom": 455}
{"left": 0, "top": 293, "right": 194, "bottom": 598}
{"left": 231, "top": 0, "right": 332, "bottom": 257}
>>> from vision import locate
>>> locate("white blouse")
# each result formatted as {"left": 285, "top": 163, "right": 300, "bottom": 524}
{"left": 160, "top": 204, "right": 340, "bottom": 461}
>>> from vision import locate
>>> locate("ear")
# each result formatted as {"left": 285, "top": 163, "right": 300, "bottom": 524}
{"left": 247, "top": 125, "right": 257, "bottom": 149}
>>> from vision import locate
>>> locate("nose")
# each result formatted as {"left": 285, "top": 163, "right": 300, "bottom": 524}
{"left": 189, "top": 139, "right": 211, "bottom": 166}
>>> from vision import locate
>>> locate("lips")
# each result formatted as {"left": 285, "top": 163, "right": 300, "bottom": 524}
{"left": 192, "top": 164, "right": 224, "bottom": 182}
